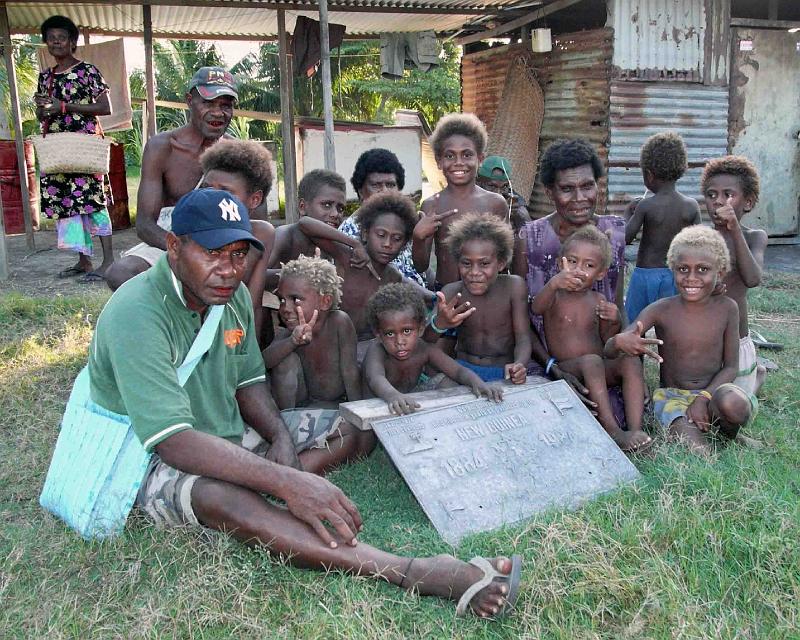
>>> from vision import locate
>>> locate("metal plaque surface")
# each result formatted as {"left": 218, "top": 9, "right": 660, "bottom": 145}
{"left": 372, "top": 380, "right": 640, "bottom": 545}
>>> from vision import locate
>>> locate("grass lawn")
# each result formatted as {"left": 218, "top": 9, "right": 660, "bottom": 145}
{"left": 0, "top": 273, "right": 798, "bottom": 638}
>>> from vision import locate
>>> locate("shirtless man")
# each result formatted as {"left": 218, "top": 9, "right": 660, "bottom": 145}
{"left": 105, "top": 67, "right": 237, "bottom": 290}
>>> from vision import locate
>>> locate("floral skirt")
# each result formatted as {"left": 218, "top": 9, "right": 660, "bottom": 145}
{"left": 56, "top": 209, "right": 112, "bottom": 256}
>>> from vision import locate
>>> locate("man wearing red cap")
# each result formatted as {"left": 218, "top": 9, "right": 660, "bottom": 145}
{"left": 105, "top": 67, "right": 238, "bottom": 290}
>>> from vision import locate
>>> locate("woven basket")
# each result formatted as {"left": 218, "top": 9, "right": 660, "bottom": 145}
{"left": 30, "top": 132, "right": 112, "bottom": 175}
{"left": 486, "top": 54, "right": 545, "bottom": 202}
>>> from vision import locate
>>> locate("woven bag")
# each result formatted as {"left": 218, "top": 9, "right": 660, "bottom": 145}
{"left": 30, "top": 131, "right": 112, "bottom": 175}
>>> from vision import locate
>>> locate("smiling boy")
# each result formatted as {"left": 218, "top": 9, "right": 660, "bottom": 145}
{"left": 432, "top": 214, "right": 531, "bottom": 383}
{"left": 701, "top": 156, "right": 768, "bottom": 395}
{"left": 607, "top": 226, "right": 755, "bottom": 454}
{"left": 412, "top": 114, "right": 509, "bottom": 288}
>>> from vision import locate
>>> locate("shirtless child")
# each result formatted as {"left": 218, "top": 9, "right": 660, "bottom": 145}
{"left": 299, "top": 192, "right": 432, "bottom": 342}
{"left": 625, "top": 132, "right": 701, "bottom": 323}
{"left": 606, "top": 226, "right": 755, "bottom": 455}
{"left": 701, "top": 156, "right": 768, "bottom": 395}
{"left": 432, "top": 214, "right": 531, "bottom": 384}
{"left": 412, "top": 113, "right": 508, "bottom": 288}
{"left": 263, "top": 255, "right": 374, "bottom": 464}
{"left": 531, "top": 226, "right": 651, "bottom": 452}
{"left": 362, "top": 283, "right": 503, "bottom": 415}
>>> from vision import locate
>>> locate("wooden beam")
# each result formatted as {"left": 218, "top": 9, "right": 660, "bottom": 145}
{"left": 0, "top": 4, "right": 34, "bottom": 250}
{"left": 131, "top": 97, "right": 282, "bottom": 122}
{"left": 142, "top": 4, "right": 157, "bottom": 139}
{"left": 456, "top": 0, "right": 583, "bottom": 45}
{"left": 318, "top": 0, "right": 336, "bottom": 171}
{"left": 277, "top": 10, "right": 298, "bottom": 223}
{"left": 730, "top": 18, "right": 800, "bottom": 30}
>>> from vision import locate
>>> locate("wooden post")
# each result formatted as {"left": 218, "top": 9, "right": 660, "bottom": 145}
{"left": 0, "top": 4, "right": 35, "bottom": 250}
{"left": 143, "top": 4, "right": 157, "bottom": 139}
{"left": 0, "top": 170, "right": 8, "bottom": 280}
{"left": 318, "top": 0, "right": 336, "bottom": 171}
{"left": 82, "top": 28, "right": 91, "bottom": 46}
{"left": 277, "top": 10, "right": 298, "bottom": 223}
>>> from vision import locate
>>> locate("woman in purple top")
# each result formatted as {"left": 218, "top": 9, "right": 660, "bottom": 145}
{"left": 512, "top": 139, "right": 626, "bottom": 418}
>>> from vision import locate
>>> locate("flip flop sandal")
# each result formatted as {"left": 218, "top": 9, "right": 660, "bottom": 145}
{"left": 58, "top": 266, "right": 87, "bottom": 278}
{"left": 751, "top": 331, "right": 784, "bottom": 351}
{"left": 456, "top": 554, "right": 522, "bottom": 617}
{"left": 77, "top": 272, "right": 106, "bottom": 284}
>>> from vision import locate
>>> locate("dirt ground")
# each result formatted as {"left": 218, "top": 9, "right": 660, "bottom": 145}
{"left": 0, "top": 227, "right": 141, "bottom": 297}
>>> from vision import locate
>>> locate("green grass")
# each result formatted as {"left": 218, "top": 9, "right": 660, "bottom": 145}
{"left": 1, "top": 278, "right": 799, "bottom": 638}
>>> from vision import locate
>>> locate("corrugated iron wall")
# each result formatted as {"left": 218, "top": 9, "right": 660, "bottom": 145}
{"left": 609, "top": 0, "right": 706, "bottom": 81}
{"left": 461, "top": 28, "right": 613, "bottom": 218}
{"left": 607, "top": 80, "right": 729, "bottom": 216}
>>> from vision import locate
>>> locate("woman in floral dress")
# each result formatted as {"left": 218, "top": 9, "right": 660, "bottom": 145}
{"left": 35, "top": 15, "right": 114, "bottom": 281}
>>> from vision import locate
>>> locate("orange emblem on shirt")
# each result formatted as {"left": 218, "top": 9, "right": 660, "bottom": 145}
{"left": 224, "top": 328, "right": 244, "bottom": 347}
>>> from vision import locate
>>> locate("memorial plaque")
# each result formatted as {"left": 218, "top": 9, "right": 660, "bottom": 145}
{"left": 371, "top": 380, "right": 640, "bottom": 545}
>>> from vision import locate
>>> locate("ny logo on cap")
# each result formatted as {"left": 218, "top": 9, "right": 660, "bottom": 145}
{"left": 219, "top": 198, "right": 241, "bottom": 222}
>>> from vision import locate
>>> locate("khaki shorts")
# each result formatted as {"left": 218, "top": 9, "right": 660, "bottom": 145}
{"left": 122, "top": 242, "right": 165, "bottom": 267}
{"left": 135, "top": 411, "right": 343, "bottom": 528}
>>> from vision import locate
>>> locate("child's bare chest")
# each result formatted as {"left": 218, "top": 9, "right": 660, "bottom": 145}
{"left": 548, "top": 294, "right": 599, "bottom": 332}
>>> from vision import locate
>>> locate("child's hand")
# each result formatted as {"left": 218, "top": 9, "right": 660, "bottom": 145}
{"left": 434, "top": 291, "right": 475, "bottom": 329}
{"left": 596, "top": 299, "right": 620, "bottom": 322}
{"left": 612, "top": 321, "right": 663, "bottom": 362}
{"left": 549, "top": 364, "right": 598, "bottom": 414}
{"left": 504, "top": 362, "right": 527, "bottom": 385}
{"left": 387, "top": 394, "right": 421, "bottom": 415}
{"left": 473, "top": 381, "right": 503, "bottom": 403}
{"left": 413, "top": 203, "right": 458, "bottom": 241}
{"left": 553, "top": 257, "right": 584, "bottom": 291}
{"left": 348, "top": 243, "right": 370, "bottom": 269}
{"left": 712, "top": 196, "right": 740, "bottom": 231}
{"left": 686, "top": 395, "right": 712, "bottom": 431}
{"left": 290, "top": 306, "right": 318, "bottom": 346}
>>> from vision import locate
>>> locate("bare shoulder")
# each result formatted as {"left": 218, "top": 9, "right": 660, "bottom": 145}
{"left": 420, "top": 193, "right": 439, "bottom": 212}
{"left": 501, "top": 273, "right": 527, "bottom": 293}
{"left": 141, "top": 130, "right": 173, "bottom": 157}
{"left": 330, "top": 310, "right": 357, "bottom": 334}
{"left": 440, "top": 280, "right": 464, "bottom": 298}
{"left": 476, "top": 186, "right": 507, "bottom": 215}
{"left": 741, "top": 225, "right": 768, "bottom": 249}
{"left": 384, "top": 265, "right": 404, "bottom": 283}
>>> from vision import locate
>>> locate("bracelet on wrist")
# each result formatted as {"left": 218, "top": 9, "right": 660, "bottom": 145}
{"left": 430, "top": 317, "right": 447, "bottom": 334}
{"left": 698, "top": 390, "right": 712, "bottom": 401}
{"left": 545, "top": 357, "right": 557, "bottom": 376}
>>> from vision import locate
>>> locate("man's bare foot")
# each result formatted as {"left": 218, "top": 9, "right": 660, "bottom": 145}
{"left": 613, "top": 429, "right": 653, "bottom": 453}
{"left": 733, "top": 432, "right": 765, "bottom": 450}
{"left": 403, "top": 554, "right": 519, "bottom": 618}
{"left": 755, "top": 364, "right": 766, "bottom": 393}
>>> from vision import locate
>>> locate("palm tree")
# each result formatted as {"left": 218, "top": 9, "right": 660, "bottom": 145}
{"left": 0, "top": 37, "right": 40, "bottom": 138}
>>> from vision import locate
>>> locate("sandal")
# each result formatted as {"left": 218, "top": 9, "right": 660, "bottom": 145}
{"left": 455, "top": 554, "right": 522, "bottom": 617}
{"left": 77, "top": 272, "right": 106, "bottom": 284}
{"left": 751, "top": 331, "right": 783, "bottom": 351}
{"left": 57, "top": 266, "right": 87, "bottom": 278}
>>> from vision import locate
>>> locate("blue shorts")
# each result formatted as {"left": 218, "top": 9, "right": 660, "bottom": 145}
{"left": 456, "top": 359, "right": 505, "bottom": 382}
{"left": 625, "top": 266, "right": 676, "bottom": 324}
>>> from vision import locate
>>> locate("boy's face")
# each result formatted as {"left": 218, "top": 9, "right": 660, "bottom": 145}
{"left": 363, "top": 212, "right": 407, "bottom": 265}
{"left": 375, "top": 308, "right": 424, "bottom": 361}
{"left": 457, "top": 238, "right": 506, "bottom": 296}
{"left": 277, "top": 275, "right": 331, "bottom": 329}
{"left": 560, "top": 240, "right": 608, "bottom": 290}
{"left": 437, "top": 135, "right": 482, "bottom": 187}
{"left": 299, "top": 185, "right": 347, "bottom": 228}
{"left": 546, "top": 164, "right": 598, "bottom": 225}
{"left": 672, "top": 248, "right": 721, "bottom": 303}
{"left": 202, "top": 169, "right": 262, "bottom": 213}
{"left": 704, "top": 174, "right": 754, "bottom": 223}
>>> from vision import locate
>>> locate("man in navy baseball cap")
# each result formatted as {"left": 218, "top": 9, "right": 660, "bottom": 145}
{"left": 171, "top": 189, "right": 264, "bottom": 252}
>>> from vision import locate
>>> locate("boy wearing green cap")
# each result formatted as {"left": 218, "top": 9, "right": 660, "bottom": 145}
{"left": 477, "top": 155, "right": 531, "bottom": 232}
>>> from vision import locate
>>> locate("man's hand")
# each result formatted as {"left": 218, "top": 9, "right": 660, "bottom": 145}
{"left": 712, "top": 196, "right": 740, "bottom": 231}
{"left": 473, "top": 381, "right": 503, "bottom": 403}
{"left": 282, "top": 471, "right": 363, "bottom": 548}
{"left": 413, "top": 207, "right": 458, "bottom": 241}
{"left": 596, "top": 299, "right": 620, "bottom": 322}
{"left": 290, "top": 307, "right": 318, "bottom": 346}
{"left": 550, "top": 364, "right": 598, "bottom": 414}
{"left": 266, "top": 433, "right": 302, "bottom": 470}
{"left": 504, "top": 362, "right": 527, "bottom": 385}
{"left": 686, "top": 396, "right": 712, "bottom": 432}
{"left": 553, "top": 257, "right": 584, "bottom": 292}
{"left": 434, "top": 291, "right": 476, "bottom": 330}
{"left": 611, "top": 321, "right": 663, "bottom": 362}
{"left": 387, "top": 394, "right": 421, "bottom": 415}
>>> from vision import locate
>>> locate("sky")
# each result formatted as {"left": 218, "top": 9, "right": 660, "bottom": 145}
{"left": 114, "top": 36, "right": 261, "bottom": 72}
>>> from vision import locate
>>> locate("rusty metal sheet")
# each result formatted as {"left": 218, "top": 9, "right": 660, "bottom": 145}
{"left": 608, "top": 0, "right": 705, "bottom": 82}
{"left": 462, "top": 29, "right": 613, "bottom": 218}
{"left": 606, "top": 80, "right": 728, "bottom": 217}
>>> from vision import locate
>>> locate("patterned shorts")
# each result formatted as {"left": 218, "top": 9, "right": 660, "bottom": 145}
{"left": 135, "top": 412, "right": 343, "bottom": 528}
{"left": 652, "top": 384, "right": 758, "bottom": 430}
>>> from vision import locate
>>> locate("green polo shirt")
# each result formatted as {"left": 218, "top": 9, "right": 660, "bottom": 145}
{"left": 88, "top": 255, "right": 266, "bottom": 452}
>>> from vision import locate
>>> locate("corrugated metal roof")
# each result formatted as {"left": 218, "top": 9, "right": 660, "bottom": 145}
{"left": 462, "top": 28, "right": 613, "bottom": 218}
{"left": 608, "top": 0, "right": 705, "bottom": 82}
{"left": 7, "top": 0, "right": 525, "bottom": 37}
{"left": 607, "top": 80, "right": 729, "bottom": 216}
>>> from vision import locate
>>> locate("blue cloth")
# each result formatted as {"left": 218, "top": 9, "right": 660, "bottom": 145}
{"left": 625, "top": 266, "right": 676, "bottom": 324}
{"left": 457, "top": 358, "right": 505, "bottom": 382}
